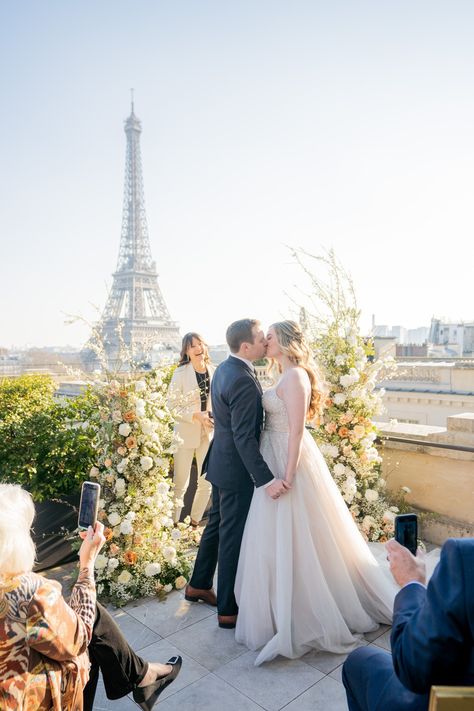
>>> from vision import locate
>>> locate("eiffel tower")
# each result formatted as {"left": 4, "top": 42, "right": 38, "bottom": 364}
{"left": 86, "top": 97, "right": 180, "bottom": 369}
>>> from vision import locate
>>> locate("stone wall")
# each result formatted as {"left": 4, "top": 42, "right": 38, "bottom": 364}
{"left": 377, "top": 413, "right": 474, "bottom": 544}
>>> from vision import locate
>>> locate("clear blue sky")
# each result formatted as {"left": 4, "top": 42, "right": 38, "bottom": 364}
{"left": 1, "top": 0, "right": 474, "bottom": 348}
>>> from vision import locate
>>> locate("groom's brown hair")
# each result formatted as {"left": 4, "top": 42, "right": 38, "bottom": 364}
{"left": 226, "top": 319, "right": 260, "bottom": 353}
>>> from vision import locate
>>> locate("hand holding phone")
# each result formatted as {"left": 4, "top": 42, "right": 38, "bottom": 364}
{"left": 394, "top": 513, "right": 418, "bottom": 556}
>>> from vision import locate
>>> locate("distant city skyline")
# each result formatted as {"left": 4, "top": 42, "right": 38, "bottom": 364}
{"left": 2, "top": 1, "right": 474, "bottom": 349}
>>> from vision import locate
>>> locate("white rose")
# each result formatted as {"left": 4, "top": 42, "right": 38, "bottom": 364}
{"left": 333, "top": 463, "right": 346, "bottom": 477}
{"left": 135, "top": 399, "right": 146, "bottom": 417}
{"left": 364, "top": 489, "right": 379, "bottom": 502}
{"left": 108, "top": 511, "right": 121, "bottom": 526}
{"left": 382, "top": 510, "right": 396, "bottom": 525}
{"left": 140, "top": 456, "right": 154, "bottom": 472}
{"left": 144, "top": 562, "right": 162, "bottom": 577}
{"left": 340, "top": 374, "right": 354, "bottom": 388}
{"left": 163, "top": 583, "right": 173, "bottom": 593}
{"left": 120, "top": 520, "right": 134, "bottom": 535}
{"left": 333, "top": 393, "right": 346, "bottom": 406}
{"left": 141, "top": 419, "right": 154, "bottom": 435}
{"left": 94, "top": 554, "right": 108, "bottom": 570}
{"left": 320, "top": 444, "right": 339, "bottom": 458}
{"left": 162, "top": 545, "right": 177, "bottom": 562}
{"left": 135, "top": 380, "right": 147, "bottom": 392}
{"left": 171, "top": 528, "right": 182, "bottom": 540}
{"left": 112, "top": 409, "right": 123, "bottom": 423}
{"left": 175, "top": 576, "right": 187, "bottom": 590}
{"left": 89, "top": 466, "right": 100, "bottom": 478}
{"left": 119, "top": 423, "right": 131, "bottom": 437}
{"left": 115, "top": 478, "right": 126, "bottom": 492}
{"left": 335, "top": 354, "right": 346, "bottom": 366}
{"left": 117, "top": 570, "right": 132, "bottom": 584}
{"left": 108, "top": 557, "right": 119, "bottom": 570}
{"left": 401, "top": 486, "right": 412, "bottom": 494}
{"left": 157, "top": 481, "right": 170, "bottom": 494}
{"left": 116, "top": 458, "right": 129, "bottom": 474}
{"left": 125, "top": 510, "right": 136, "bottom": 520}
{"left": 361, "top": 515, "right": 377, "bottom": 532}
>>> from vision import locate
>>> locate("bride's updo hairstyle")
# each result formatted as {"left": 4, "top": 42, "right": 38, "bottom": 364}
{"left": 271, "top": 320, "right": 325, "bottom": 421}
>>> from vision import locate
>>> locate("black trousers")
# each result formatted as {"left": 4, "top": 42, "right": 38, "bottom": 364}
{"left": 83, "top": 601, "right": 148, "bottom": 710}
{"left": 189, "top": 483, "right": 254, "bottom": 616}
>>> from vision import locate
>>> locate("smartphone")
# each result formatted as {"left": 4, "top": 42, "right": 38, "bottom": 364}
{"left": 78, "top": 481, "right": 101, "bottom": 530}
{"left": 394, "top": 513, "right": 418, "bottom": 556}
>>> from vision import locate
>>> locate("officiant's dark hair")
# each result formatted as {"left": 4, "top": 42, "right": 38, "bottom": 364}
{"left": 178, "top": 332, "right": 210, "bottom": 366}
{"left": 226, "top": 319, "right": 259, "bottom": 353}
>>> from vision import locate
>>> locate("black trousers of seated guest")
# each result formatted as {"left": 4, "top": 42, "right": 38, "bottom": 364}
{"left": 83, "top": 601, "right": 148, "bottom": 711}
{"left": 189, "top": 482, "right": 254, "bottom": 616}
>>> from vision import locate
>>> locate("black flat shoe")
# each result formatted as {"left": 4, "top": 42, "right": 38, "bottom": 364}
{"left": 132, "top": 655, "right": 182, "bottom": 710}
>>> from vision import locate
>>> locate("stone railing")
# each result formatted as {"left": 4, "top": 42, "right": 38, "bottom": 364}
{"left": 377, "top": 413, "right": 474, "bottom": 544}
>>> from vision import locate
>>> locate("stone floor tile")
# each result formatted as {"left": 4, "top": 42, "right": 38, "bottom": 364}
{"left": 156, "top": 673, "right": 264, "bottom": 711}
{"left": 301, "top": 648, "right": 349, "bottom": 674}
{"left": 329, "top": 663, "right": 344, "bottom": 684}
{"left": 166, "top": 613, "right": 247, "bottom": 671}
{"left": 135, "top": 636, "right": 210, "bottom": 702}
{"left": 281, "top": 676, "right": 348, "bottom": 711}
{"left": 108, "top": 607, "right": 162, "bottom": 649}
{"left": 373, "top": 628, "right": 391, "bottom": 651}
{"left": 216, "top": 650, "right": 323, "bottom": 711}
{"left": 88, "top": 676, "right": 134, "bottom": 710}
{"left": 363, "top": 623, "right": 391, "bottom": 643}
{"left": 125, "top": 591, "right": 215, "bottom": 637}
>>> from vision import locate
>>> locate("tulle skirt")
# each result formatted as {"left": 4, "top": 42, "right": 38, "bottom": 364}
{"left": 235, "top": 428, "right": 399, "bottom": 665}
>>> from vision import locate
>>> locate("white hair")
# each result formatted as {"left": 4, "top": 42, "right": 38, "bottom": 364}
{"left": 0, "top": 483, "right": 36, "bottom": 576}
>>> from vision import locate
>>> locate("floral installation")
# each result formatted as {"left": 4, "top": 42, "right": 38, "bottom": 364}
{"left": 87, "top": 369, "right": 198, "bottom": 605}
{"left": 292, "top": 247, "right": 403, "bottom": 542}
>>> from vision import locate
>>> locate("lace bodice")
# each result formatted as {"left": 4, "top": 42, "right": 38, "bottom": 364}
{"left": 262, "top": 387, "right": 289, "bottom": 433}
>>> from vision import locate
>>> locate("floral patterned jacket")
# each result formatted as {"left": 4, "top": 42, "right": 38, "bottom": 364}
{"left": 0, "top": 568, "right": 96, "bottom": 711}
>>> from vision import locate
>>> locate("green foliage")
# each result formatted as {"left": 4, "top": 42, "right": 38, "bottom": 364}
{"left": 0, "top": 375, "right": 97, "bottom": 500}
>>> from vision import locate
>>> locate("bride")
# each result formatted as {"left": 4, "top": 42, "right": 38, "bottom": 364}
{"left": 234, "top": 320, "right": 398, "bottom": 665}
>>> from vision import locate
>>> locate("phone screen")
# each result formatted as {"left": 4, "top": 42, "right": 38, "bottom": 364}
{"left": 395, "top": 515, "right": 418, "bottom": 556}
{"left": 78, "top": 482, "right": 100, "bottom": 530}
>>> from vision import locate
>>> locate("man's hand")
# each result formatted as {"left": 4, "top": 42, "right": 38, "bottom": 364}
{"left": 265, "top": 479, "right": 291, "bottom": 500}
{"left": 386, "top": 539, "right": 426, "bottom": 588}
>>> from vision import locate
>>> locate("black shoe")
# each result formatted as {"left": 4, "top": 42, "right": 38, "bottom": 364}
{"left": 132, "top": 656, "right": 182, "bottom": 710}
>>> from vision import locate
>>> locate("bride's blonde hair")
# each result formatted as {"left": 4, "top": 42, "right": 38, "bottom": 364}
{"left": 271, "top": 320, "right": 326, "bottom": 421}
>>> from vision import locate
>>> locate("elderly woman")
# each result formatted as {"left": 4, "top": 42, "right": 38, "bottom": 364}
{"left": 168, "top": 332, "right": 214, "bottom": 527}
{"left": 0, "top": 483, "right": 181, "bottom": 711}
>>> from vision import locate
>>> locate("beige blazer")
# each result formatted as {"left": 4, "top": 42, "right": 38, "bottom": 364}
{"left": 168, "top": 362, "right": 215, "bottom": 449}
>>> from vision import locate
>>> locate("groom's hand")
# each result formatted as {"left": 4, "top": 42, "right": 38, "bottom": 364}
{"left": 266, "top": 479, "right": 290, "bottom": 500}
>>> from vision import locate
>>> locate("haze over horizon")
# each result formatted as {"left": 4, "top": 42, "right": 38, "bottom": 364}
{"left": 2, "top": 1, "right": 474, "bottom": 350}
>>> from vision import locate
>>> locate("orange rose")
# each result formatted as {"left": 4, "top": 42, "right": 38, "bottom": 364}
{"left": 338, "top": 427, "right": 350, "bottom": 438}
{"left": 133, "top": 534, "right": 144, "bottom": 546}
{"left": 125, "top": 435, "right": 137, "bottom": 449}
{"left": 123, "top": 410, "right": 137, "bottom": 422}
{"left": 117, "top": 446, "right": 127, "bottom": 456}
{"left": 124, "top": 550, "right": 138, "bottom": 565}
{"left": 109, "top": 543, "right": 120, "bottom": 555}
{"left": 104, "top": 527, "right": 114, "bottom": 541}
{"left": 325, "top": 422, "right": 337, "bottom": 434}
{"left": 104, "top": 458, "right": 113, "bottom": 468}
{"left": 119, "top": 389, "right": 128, "bottom": 398}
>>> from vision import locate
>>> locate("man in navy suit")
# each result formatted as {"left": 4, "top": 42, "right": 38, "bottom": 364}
{"left": 185, "top": 319, "right": 289, "bottom": 628}
{"left": 342, "top": 537, "right": 474, "bottom": 710}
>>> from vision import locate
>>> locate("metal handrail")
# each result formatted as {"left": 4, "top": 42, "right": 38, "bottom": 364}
{"left": 377, "top": 435, "right": 474, "bottom": 453}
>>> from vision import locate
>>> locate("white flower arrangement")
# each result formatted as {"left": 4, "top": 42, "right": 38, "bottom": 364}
{"left": 88, "top": 367, "right": 196, "bottom": 605}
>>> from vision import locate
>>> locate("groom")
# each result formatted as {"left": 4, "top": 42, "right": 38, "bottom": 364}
{"left": 185, "top": 318, "right": 289, "bottom": 628}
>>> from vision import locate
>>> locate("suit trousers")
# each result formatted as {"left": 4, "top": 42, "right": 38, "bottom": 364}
{"left": 189, "top": 483, "right": 254, "bottom": 616}
{"left": 172, "top": 436, "right": 212, "bottom": 523}
{"left": 342, "top": 646, "right": 428, "bottom": 711}
{"left": 83, "top": 601, "right": 148, "bottom": 710}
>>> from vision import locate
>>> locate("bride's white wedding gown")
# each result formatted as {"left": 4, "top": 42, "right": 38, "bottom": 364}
{"left": 235, "top": 386, "right": 399, "bottom": 665}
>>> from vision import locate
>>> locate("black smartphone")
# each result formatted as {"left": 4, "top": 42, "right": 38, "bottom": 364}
{"left": 78, "top": 481, "right": 101, "bottom": 530}
{"left": 394, "top": 513, "right": 418, "bottom": 556}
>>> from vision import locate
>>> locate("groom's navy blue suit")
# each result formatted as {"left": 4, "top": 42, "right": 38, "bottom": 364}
{"left": 343, "top": 538, "right": 474, "bottom": 710}
{"left": 189, "top": 355, "right": 274, "bottom": 616}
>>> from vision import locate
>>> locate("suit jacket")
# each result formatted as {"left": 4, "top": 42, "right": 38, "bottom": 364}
{"left": 391, "top": 538, "right": 474, "bottom": 697}
{"left": 204, "top": 355, "right": 274, "bottom": 491}
{"left": 168, "top": 362, "right": 215, "bottom": 449}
